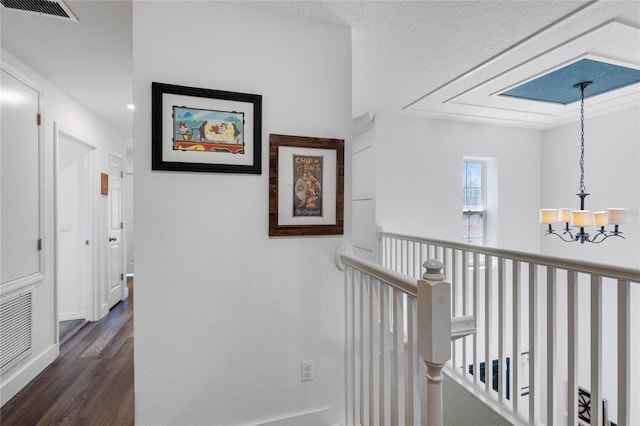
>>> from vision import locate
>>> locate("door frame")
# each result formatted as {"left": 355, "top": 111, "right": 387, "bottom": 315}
{"left": 53, "top": 123, "right": 98, "bottom": 332}
{"left": 107, "top": 150, "right": 128, "bottom": 306}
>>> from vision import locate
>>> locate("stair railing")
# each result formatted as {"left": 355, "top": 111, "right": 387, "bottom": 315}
{"left": 378, "top": 230, "right": 640, "bottom": 426}
{"left": 336, "top": 244, "right": 475, "bottom": 426}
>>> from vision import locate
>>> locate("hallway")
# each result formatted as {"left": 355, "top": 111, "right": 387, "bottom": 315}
{"left": 0, "top": 279, "right": 134, "bottom": 425}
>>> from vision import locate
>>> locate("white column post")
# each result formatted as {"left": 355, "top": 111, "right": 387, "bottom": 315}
{"left": 418, "top": 259, "right": 451, "bottom": 426}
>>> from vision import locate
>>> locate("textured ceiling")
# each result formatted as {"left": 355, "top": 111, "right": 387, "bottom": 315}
{"left": 1, "top": 1, "right": 639, "bottom": 138}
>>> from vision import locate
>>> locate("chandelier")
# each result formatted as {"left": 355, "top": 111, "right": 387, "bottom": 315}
{"left": 540, "top": 81, "right": 627, "bottom": 244}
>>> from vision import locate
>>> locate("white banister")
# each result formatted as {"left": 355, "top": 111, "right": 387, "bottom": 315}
{"left": 377, "top": 230, "right": 640, "bottom": 426}
{"left": 417, "top": 260, "right": 449, "bottom": 426}
{"left": 340, "top": 248, "right": 481, "bottom": 426}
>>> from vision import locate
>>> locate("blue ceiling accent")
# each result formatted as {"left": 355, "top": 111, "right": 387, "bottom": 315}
{"left": 499, "top": 59, "right": 640, "bottom": 104}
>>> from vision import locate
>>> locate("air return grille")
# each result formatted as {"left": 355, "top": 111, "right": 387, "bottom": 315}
{"left": 0, "top": 292, "right": 33, "bottom": 372}
{"left": 0, "top": 0, "right": 78, "bottom": 21}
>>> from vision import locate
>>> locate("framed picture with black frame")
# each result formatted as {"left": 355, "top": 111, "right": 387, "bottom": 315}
{"left": 151, "top": 82, "right": 262, "bottom": 174}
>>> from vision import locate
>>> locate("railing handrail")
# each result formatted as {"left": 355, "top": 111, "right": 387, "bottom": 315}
{"left": 340, "top": 251, "right": 418, "bottom": 297}
{"left": 380, "top": 230, "right": 640, "bottom": 282}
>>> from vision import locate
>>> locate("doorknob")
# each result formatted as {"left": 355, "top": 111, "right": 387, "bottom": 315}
{"left": 109, "top": 237, "right": 117, "bottom": 242}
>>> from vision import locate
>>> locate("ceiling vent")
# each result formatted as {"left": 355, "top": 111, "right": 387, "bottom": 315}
{"left": 0, "top": 0, "right": 78, "bottom": 22}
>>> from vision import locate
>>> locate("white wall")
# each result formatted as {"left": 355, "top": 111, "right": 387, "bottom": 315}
{"left": 374, "top": 114, "right": 542, "bottom": 253}
{"left": 0, "top": 50, "right": 127, "bottom": 404}
{"left": 132, "top": 3, "right": 351, "bottom": 425}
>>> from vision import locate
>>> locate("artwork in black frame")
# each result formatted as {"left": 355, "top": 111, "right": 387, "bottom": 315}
{"left": 151, "top": 82, "right": 262, "bottom": 174}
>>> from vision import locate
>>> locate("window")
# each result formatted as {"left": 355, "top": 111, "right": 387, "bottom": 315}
{"left": 463, "top": 160, "right": 486, "bottom": 245}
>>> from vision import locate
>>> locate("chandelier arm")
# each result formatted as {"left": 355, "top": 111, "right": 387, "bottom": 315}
{"left": 546, "top": 230, "right": 578, "bottom": 243}
{"left": 586, "top": 232, "right": 626, "bottom": 244}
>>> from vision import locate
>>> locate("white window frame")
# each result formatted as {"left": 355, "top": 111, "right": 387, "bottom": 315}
{"left": 462, "top": 159, "right": 486, "bottom": 246}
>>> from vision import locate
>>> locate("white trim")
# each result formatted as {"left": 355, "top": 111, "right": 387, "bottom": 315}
{"left": 58, "top": 311, "right": 87, "bottom": 321}
{"left": 53, "top": 123, "right": 98, "bottom": 332}
{"left": 251, "top": 407, "right": 331, "bottom": 426}
{"left": 0, "top": 344, "right": 57, "bottom": 406}
{"left": 107, "top": 150, "right": 127, "bottom": 303}
{"left": 0, "top": 273, "right": 43, "bottom": 297}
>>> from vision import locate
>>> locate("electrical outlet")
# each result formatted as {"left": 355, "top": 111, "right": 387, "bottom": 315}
{"left": 301, "top": 360, "right": 314, "bottom": 382}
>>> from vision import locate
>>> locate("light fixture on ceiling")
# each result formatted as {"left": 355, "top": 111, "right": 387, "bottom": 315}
{"left": 540, "top": 81, "right": 627, "bottom": 244}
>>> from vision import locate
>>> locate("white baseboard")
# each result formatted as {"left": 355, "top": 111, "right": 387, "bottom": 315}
{"left": 0, "top": 344, "right": 57, "bottom": 406}
{"left": 58, "top": 311, "right": 86, "bottom": 321}
{"left": 100, "top": 303, "right": 109, "bottom": 318}
{"left": 253, "top": 407, "right": 331, "bottom": 426}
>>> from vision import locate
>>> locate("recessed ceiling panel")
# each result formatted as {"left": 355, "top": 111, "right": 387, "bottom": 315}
{"left": 499, "top": 59, "right": 640, "bottom": 104}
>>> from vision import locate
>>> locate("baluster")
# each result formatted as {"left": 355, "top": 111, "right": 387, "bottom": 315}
{"left": 512, "top": 260, "right": 521, "bottom": 415}
{"left": 367, "top": 276, "right": 374, "bottom": 426}
{"left": 391, "top": 288, "right": 400, "bottom": 426}
{"left": 485, "top": 255, "right": 493, "bottom": 395}
{"left": 359, "top": 271, "right": 365, "bottom": 424}
{"left": 419, "top": 244, "right": 425, "bottom": 275}
{"left": 618, "top": 280, "right": 630, "bottom": 426}
{"left": 462, "top": 251, "right": 468, "bottom": 376}
{"left": 406, "top": 296, "right": 415, "bottom": 425}
{"left": 590, "top": 275, "right": 603, "bottom": 426}
{"left": 380, "top": 282, "right": 388, "bottom": 424}
{"left": 451, "top": 250, "right": 458, "bottom": 372}
{"left": 472, "top": 252, "right": 479, "bottom": 386}
{"left": 349, "top": 266, "right": 357, "bottom": 426}
{"left": 567, "top": 271, "right": 578, "bottom": 426}
{"left": 528, "top": 263, "right": 538, "bottom": 426}
{"left": 546, "top": 267, "right": 557, "bottom": 425}
{"left": 498, "top": 257, "right": 505, "bottom": 402}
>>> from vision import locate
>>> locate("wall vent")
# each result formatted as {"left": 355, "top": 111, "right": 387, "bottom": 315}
{"left": 0, "top": 291, "right": 33, "bottom": 372}
{"left": 0, "top": 0, "right": 78, "bottom": 22}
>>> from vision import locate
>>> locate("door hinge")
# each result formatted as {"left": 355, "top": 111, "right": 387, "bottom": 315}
{"left": 121, "top": 171, "right": 124, "bottom": 178}
{"left": 37, "top": 238, "right": 42, "bottom": 251}
{"left": 120, "top": 222, "right": 124, "bottom": 229}
{"left": 121, "top": 273, "right": 124, "bottom": 281}
{"left": 36, "top": 113, "right": 42, "bottom": 126}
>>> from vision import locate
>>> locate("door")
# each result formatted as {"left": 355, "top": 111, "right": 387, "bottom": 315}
{"left": 1, "top": 69, "right": 41, "bottom": 286}
{"left": 107, "top": 153, "right": 124, "bottom": 308}
{"left": 57, "top": 133, "right": 93, "bottom": 320}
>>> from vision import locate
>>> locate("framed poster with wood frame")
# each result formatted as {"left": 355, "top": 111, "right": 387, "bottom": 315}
{"left": 269, "top": 134, "right": 344, "bottom": 237}
{"left": 152, "top": 82, "right": 262, "bottom": 174}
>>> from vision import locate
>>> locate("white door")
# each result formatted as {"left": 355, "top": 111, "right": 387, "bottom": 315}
{"left": 107, "top": 154, "right": 123, "bottom": 308}
{"left": 1, "top": 69, "right": 41, "bottom": 285}
{"left": 57, "top": 133, "right": 93, "bottom": 320}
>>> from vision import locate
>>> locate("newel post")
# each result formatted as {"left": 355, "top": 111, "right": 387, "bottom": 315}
{"left": 418, "top": 259, "right": 451, "bottom": 426}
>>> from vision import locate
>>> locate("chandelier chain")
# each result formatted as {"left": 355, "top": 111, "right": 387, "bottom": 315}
{"left": 579, "top": 84, "right": 585, "bottom": 193}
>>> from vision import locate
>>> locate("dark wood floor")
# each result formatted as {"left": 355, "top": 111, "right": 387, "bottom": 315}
{"left": 1, "top": 279, "right": 134, "bottom": 426}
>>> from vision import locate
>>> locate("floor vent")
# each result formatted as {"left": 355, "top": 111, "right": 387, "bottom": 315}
{"left": 0, "top": 291, "right": 33, "bottom": 372}
{"left": 0, "top": 0, "right": 78, "bottom": 22}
